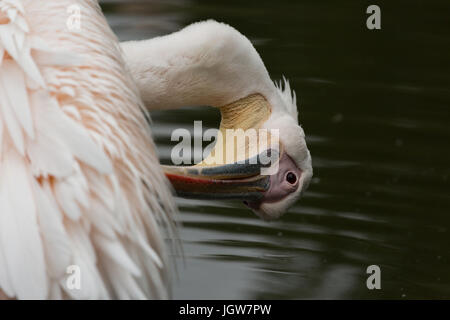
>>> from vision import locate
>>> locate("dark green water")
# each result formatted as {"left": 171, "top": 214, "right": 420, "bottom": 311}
{"left": 103, "top": 0, "right": 450, "bottom": 299}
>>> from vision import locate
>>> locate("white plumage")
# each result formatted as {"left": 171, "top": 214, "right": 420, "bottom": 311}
{"left": 0, "top": 0, "right": 313, "bottom": 300}
{"left": 0, "top": 0, "right": 176, "bottom": 299}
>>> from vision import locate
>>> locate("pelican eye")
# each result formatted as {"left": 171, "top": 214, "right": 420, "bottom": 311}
{"left": 286, "top": 172, "right": 297, "bottom": 184}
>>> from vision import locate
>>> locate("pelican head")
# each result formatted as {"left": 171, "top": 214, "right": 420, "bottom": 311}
{"left": 241, "top": 81, "right": 313, "bottom": 220}
{"left": 123, "top": 20, "right": 313, "bottom": 220}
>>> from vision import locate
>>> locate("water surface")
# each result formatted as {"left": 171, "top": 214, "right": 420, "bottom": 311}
{"left": 103, "top": 0, "right": 450, "bottom": 299}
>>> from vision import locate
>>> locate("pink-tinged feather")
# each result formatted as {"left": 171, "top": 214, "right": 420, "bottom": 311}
{"left": 0, "top": 149, "right": 48, "bottom": 299}
{"left": 33, "top": 181, "right": 72, "bottom": 279}
{"left": 0, "top": 0, "right": 176, "bottom": 299}
{"left": 0, "top": 82, "right": 25, "bottom": 155}
{"left": 0, "top": 60, "right": 34, "bottom": 139}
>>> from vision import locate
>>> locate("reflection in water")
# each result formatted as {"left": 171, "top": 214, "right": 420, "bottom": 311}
{"left": 103, "top": 0, "right": 450, "bottom": 299}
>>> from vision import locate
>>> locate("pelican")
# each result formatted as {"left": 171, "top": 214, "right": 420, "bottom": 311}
{"left": 0, "top": 0, "right": 312, "bottom": 299}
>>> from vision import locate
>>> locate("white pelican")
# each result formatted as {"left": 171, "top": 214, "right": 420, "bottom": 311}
{"left": 0, "top": 0, "right": 312, "bottom": 299}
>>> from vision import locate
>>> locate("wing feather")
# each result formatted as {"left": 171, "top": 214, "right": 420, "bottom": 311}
{"left": 0, "top": 77, "right": 25, "bottom": 155}
{"left": 33, "top": 180, "right": 72, "bottom": 279}
{"left": 0, "top": 0, "right": 177, "bottom": 300}
{"left": 0, "top": 148, "right": 47, "bottom": 299}
{"left": 0, "top": 61, "right": 33, "bottom": 139}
